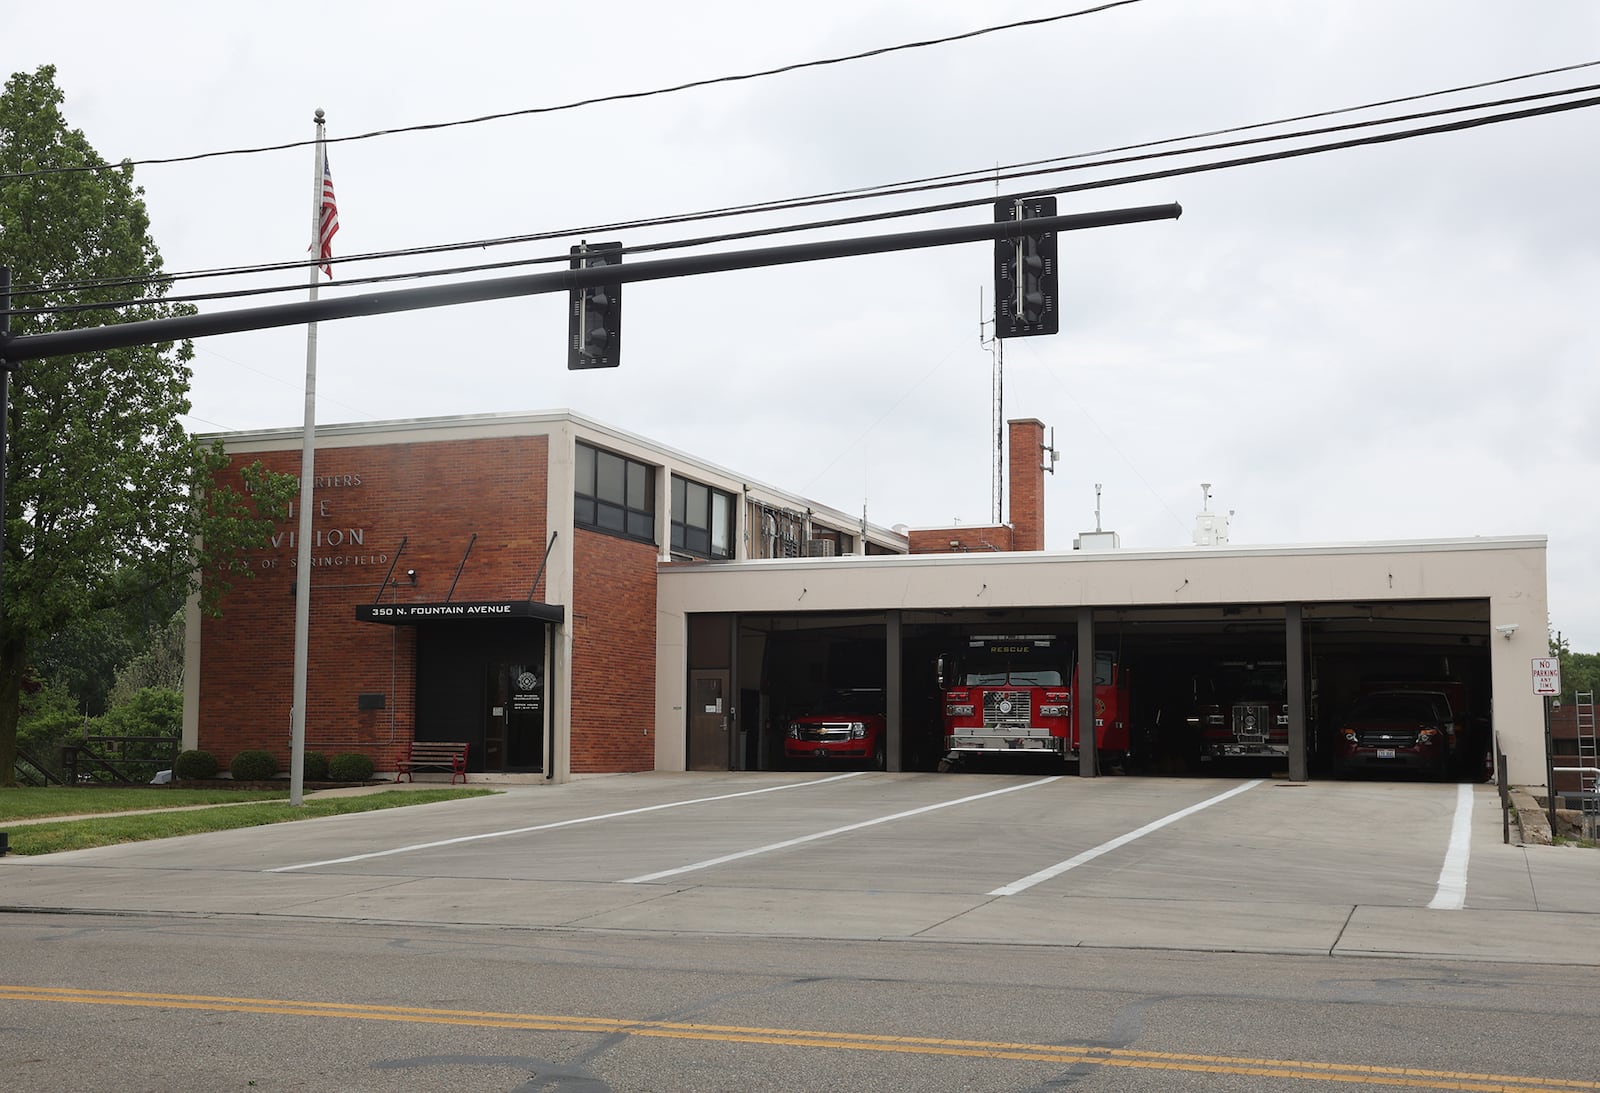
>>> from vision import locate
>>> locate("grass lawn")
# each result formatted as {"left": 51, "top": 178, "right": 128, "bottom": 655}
{"left": 0, "top": 786, "right": 289, "bottom": 820}
{"left": 0, "top": 786, "right": 496, "bottom": 855}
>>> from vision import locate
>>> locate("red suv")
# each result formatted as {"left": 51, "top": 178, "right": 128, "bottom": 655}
{"left": 785, "top": 689, "right": 887, "bottom": 769}
{"left": 1332, "top": 690, "right": 1455, "bottom": 779}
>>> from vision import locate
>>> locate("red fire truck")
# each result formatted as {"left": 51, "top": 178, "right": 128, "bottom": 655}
{"left": 936, "top": 634, "right": 1131, "bottom": 768}
{"left": 1198, "top": 660, "right": 1291, "bottom": 763}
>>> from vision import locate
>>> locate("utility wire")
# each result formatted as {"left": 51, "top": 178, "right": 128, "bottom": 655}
{"left": 12, "top": 83, "right": 1600, "bottom": 318}
{"left": 11, "top": 60, "right": 1598, "bottom": 304}
{"left": 0, "top": 2, "right": 1146, "bottom": 182}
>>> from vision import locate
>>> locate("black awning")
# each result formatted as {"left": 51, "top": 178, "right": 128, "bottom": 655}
{"left": 356, "top": 600, "right": 565, "bottom": 626}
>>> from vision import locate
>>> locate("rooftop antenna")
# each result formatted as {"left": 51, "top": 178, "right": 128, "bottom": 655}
{"left": 1094, "top": 483, "right": 1103, "bottom": 532}
{"left": 979, "top": 287, "right": 1004, "bottom": 524}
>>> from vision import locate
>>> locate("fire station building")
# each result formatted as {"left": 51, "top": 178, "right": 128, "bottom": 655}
{"left": 184, "top": 410, "right": 1552, "bottom": 789}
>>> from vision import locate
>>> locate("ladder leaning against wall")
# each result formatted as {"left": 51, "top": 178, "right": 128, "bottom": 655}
{"left": 1576, "top": 690, "right": 1597, "bottom": 839}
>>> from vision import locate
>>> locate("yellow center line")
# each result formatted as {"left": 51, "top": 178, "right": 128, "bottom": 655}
{"left": 1, "top": 985, "right": 1591, "bottom": 1092}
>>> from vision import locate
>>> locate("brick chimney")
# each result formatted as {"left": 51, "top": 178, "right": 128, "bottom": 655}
{"left": 1007, "top": 418, "right": 1047, "bottom": 551}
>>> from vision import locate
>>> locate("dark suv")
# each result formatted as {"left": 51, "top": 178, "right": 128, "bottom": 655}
{"left": 785, "top": 689, "right": 887, "bottom": 769}
{"left": 1332, "top": 690, "right": 1456, "bottom": 779}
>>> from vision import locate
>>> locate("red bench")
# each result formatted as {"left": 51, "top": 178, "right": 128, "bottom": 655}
{"left": 395, "top": 741, "right": 469, "bottom": 784}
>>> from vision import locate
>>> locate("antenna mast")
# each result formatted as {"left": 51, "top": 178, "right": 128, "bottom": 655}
{"left": 980, "top": 288, "right": 1003, "bottom": 524}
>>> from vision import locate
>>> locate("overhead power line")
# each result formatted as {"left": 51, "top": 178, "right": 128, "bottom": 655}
{"left": 0, "top": 2, "right": 1147, "bottom": 181}
{"left": 11, "top": 82, "right": 1600, "bottom": 319}
{"left": 11, "top": 59, "right": 1598, "bottom": 305}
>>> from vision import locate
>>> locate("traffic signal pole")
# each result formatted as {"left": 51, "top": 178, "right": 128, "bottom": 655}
{"left": 0, "top": 202, "right": 1181, "bottom": 363}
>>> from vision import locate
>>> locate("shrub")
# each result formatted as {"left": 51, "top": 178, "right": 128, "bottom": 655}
{"left": 96, "top": 688, "right": 183, "bottom": 738}
{"left": 173, "top": 749, "right": 219, "bottom": 780}
{"left": 327, "top": 752, "right": 375, "bottom": 783}
{"left": 230, "top": 749, "right": 279, "bottom": 781}
{"left": 303, "top": 750, "right": 330, "bottom": 782}
{"left": 18, "top": 681, "right": 82, "bottom": 754}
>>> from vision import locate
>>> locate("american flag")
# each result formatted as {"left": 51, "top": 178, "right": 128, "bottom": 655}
{"left": 318, "top": 153, "right": 339, "bottom": 277}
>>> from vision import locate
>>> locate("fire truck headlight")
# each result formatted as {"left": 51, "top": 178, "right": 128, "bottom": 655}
{"left": 1206, "top": 714, "right": 1225, "bottom": 726}
{"left": 1039, "top": 705, "right": 1066, "bottom": 717}
{"left": 850, "top": 722, "right": 867, "bottom": 738}
{"left": 946, "top": 704, "right": 974, "bottom": 718}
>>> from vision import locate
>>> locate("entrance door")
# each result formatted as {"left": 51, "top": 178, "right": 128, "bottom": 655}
{"left": 486, "top": 661, "right": 545, "bottom": 773}
{"left": 687, "top": 669, "right": 731, "bottom": 771}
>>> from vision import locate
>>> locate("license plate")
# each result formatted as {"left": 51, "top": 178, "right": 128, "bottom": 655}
{"left": 1377, "top": 748, "right": 1396, "bottom": 759}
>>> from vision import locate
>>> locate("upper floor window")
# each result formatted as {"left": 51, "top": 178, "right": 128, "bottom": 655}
{"left": 575, "top": 442, "right": 655, "bottom": 543}
{"left": 671, "top": 475, "right": 735, "bottom": 559}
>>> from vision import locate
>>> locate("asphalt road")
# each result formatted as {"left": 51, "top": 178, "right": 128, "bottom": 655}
{"left": 2, "top": 770, "right": 1599, "bottom": 1091}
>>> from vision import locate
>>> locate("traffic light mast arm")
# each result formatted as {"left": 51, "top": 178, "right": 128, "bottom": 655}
{"left": 2, "top": 202, "right": 1180, "bottom": 363}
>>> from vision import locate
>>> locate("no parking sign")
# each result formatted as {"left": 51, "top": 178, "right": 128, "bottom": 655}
{"left": 1531, "top": 657, "right": 1561, "bottom": 695}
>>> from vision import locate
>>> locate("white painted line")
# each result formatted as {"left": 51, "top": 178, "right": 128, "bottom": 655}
{"left": 989, "top": 779, "right": 1265, "bottom": 896}
{"left": 621, "top": 777, "right": 1061, "bottom": 884}
{"left": 1427, "top": 782, "right": 1474, "bottom": 910}
{"left": 269, "top": 772, "right": 867, "bottom": 872}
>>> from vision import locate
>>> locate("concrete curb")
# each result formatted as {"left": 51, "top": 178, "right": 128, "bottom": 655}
{"left": 1509, "top": 788, "right": 1553, "bottom": 845}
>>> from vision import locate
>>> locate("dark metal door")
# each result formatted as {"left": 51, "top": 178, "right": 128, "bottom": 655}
{"left": 687, "top": 670, "right": 731, "bottom": 771}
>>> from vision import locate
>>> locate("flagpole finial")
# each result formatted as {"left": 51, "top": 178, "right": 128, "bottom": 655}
{"left": 314, "top": 107, "right": 325, "bottom": 124}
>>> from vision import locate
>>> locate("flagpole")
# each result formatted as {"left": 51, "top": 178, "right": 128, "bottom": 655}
{"left": 289, "top": 109, "right": 327, "bottom": 807}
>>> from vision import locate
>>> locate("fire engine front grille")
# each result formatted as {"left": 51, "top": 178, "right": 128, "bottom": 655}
{"left": 1232, "top": 703, "right": 1269, "bottom": 743}
{"left": 983, "top": 690, "right": 1032, "bottom": 728}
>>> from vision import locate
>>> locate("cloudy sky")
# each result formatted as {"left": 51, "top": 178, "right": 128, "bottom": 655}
{"left": 11, "top": 2, "right": 1600, "bottom": 647}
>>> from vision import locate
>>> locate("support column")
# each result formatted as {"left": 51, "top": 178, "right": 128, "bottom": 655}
{"left": 886, "top": 611, "right": 902, "bottom": 772}
{"left": 1286, "top": 603, "right": 1308, "bottom": 782}
{"left": 1078, "top": 607, "right": 1098, "bottom": 777}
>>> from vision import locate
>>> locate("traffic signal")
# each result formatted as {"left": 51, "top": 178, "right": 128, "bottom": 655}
{"left": 994, "top": 197, "right": 1059, "bottom": 339}
{"left": 568, "top": 241, "right": 622, "bottom": 369}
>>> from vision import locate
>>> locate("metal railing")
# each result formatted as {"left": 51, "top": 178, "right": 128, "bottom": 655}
{"left": 59, "top": 736, "right": 180, "bottom": 786}
{"left": 1552, "top": 764, "right": 1600, "bottom": 840}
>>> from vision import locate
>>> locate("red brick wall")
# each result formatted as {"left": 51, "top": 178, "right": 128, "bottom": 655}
{"left": 906, "top": 419, "right": 1048, "bottom": 554}
{"left": 199, "top": 435, "right": 548, "bottom": 771}
{"left": 908, "top": 526, "right": 1014, "bottom": 554}
{"left": 570, "top": 526, "right": 657, "bottom": 772}
{"left": 1007, "top": 418, "right": 1046, "bottom": 551}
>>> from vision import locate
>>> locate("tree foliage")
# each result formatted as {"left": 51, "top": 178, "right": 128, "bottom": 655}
{"left": 0, "top": 66, "right": 294, "bottom": 786}
{"left": 1547, "top": 631, "right": 1599, "bottom": 704}
{"left": 32, "top": 566, "right": 182, "bottom": 715}
{"left": 17, "top": 680, "right": 82, "bottom": 754}
{"left": 95, "top": 686, "right": 182, "bottom": 739}
{"left": 108, "top": 608, "right": 186, "bottom": 707}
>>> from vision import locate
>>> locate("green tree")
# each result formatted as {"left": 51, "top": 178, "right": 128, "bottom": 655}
{"left": 16, "top": 684, "right": 80, "bottom": 752}
{"left": 107, "top": 608, "right": 186, "bottom": 707}
{"left": 32, "top": 563, "right": 180, "bottom": 716}
{"left": 0, "top": 65, "right": 293, "bottom": 786}
{"left": 1549, "top": 631, "right": 1600, "bottom": 704}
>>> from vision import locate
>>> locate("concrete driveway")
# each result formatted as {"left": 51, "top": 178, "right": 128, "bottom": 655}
{"left": 3, "top": 771, "right": 1597, "bottom": 963}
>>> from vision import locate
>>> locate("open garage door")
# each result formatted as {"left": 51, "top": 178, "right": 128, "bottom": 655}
{"left": 695, "top": 597, "right": 1492, "bottom": 781}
